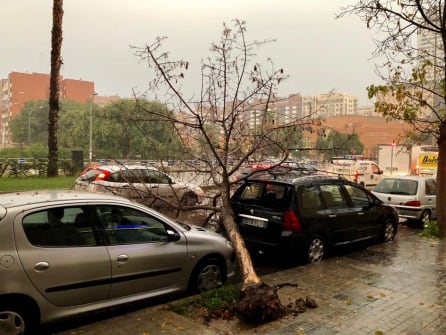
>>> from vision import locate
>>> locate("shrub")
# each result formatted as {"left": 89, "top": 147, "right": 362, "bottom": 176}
{"left": 419, "top": 220, "right": 439, "bottom": 238}
{"left": 168, "top": 284, "right": 240, "bottom": 317}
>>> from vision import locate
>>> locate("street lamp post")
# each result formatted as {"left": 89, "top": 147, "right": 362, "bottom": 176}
{"left": 89, "top": 93, "right": 97, "bottom": 162}
{"left": 390, "top": 140, "right": 396, "bottom": 175}
{"left": 28, "top": 110, "right": 32, "bottom": 145}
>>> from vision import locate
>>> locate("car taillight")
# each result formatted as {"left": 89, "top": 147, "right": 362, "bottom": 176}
{"left": 95, "top": 170, "right": 111, "bottom": 181}
{"left": 353, "top": 171, "right": 359, "bottom": 183}
{"left": 405, "top": 200, "right": 421, "bottom": 207}
{"left": 283, "top": 210, "right": 301, "bottom": 232}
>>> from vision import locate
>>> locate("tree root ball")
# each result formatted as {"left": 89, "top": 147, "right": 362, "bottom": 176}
{"left": 234, "top": 282, "right": 286, "bottom": 324}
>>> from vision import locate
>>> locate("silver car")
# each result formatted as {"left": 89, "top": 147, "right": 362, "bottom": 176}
{"left": 0, "top": 190, "right": 235, "bottom": 335}
{"left": 73, "top": 165, "right": 205, "bottom": 207}
{"left": 371, "top": 176, "right": 436, "bottom": 227}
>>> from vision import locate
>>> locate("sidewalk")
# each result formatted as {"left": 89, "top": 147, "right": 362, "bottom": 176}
{"left": 53, "top": 226, "right": 446, "bottom": 335}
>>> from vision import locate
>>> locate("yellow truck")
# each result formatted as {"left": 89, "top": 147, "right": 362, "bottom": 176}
{"left": 417, "top": 152, "right": 438, "bottom": 177}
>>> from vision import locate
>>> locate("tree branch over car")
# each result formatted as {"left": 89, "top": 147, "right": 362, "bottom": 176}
{"left": 338, "top": 0, "right": 446, "bottom": 238}
{"left": 133, "top": 19, "right": 320, "bottom": 322}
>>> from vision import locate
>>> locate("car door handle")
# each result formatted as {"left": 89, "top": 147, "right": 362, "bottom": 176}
{"left": 357, "top": 212, "right": 364, "bottom": 215}
{"left": 329, "top": 214, "right": 337, "bottom": 218}
{"left": 117, "top": 254, "right": 129, "bottom": 264}
{"left": 34, "top": 262, "right": 50, "bottom": 272}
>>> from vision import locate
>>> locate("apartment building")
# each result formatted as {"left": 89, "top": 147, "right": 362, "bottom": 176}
{"left": 240, "top": 93, "right": 414, "bottom": 159}
{"left": 417, "top": 14, "right": 444, "bottom": 84}
{"left": 356, "top": 105, "right": 376, "bottom": 117}
{"left": 0, "top": 71, "right": 95, "bottom": 146}
{"left": 242, "top": 92, "right": 364, "bottom": 133}
{"left": 302, "top": 93, "right": 358, "bottom": 118}
{"left": 243, "top": 94, "right": 303, "bottom": 131}
{"left": 416, "top": 14, "right": 446, "bottom": 117}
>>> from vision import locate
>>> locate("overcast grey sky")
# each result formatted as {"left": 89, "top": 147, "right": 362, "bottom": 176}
{"left": 1, "top": 0, "right": 381, "bottom": 105}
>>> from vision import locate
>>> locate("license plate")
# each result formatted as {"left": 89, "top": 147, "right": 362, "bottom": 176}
{"left": 243, "top": 218, "right": 267, "bottom": 228}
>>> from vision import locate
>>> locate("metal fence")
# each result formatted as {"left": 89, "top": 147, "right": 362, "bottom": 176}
{"left": 0, "top": 158, "right": 75, "bottom": 177}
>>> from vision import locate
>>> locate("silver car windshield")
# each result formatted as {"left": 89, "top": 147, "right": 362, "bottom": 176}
{"left": 374, "top": 178, "right": 418, "bottom": 195}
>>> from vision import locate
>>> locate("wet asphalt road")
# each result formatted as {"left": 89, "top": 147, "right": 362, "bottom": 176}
{"left": 48, "top": 223, "right": 446, "bottom": 334}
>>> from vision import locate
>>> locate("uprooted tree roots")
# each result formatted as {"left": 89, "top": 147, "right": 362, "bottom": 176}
{"left": 202, "top": 282, "right": 318, "bottom": 326}
{"left": 235, "top": 282, "right": 287, "bottom": 323}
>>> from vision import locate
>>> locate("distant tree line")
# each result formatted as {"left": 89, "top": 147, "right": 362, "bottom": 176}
{"left": 316, "top": 131, "right": 364, "bottom": 160}
{"left": 5, "top": 98, "right": 366, "bottom": 164}
{"left": 7, "top": 99, "right": 185, "bottom": 161}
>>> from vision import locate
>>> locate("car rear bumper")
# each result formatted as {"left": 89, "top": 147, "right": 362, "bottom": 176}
{"left": 394, "top": 206, "right": 423, "bottom": 220}
{"left": 240, "top": 232, "right": 306, "bottom": 256}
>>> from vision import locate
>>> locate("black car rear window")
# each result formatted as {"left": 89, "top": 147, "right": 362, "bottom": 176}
{"left": 233, "top": 182, "right": 292, "bottom": 210}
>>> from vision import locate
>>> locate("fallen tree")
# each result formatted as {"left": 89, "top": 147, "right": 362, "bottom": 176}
{"left": 133, "top": 19, "right": 320, "bottom": 323}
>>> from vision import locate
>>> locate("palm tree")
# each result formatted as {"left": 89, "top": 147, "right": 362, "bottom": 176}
{"left": 48, "top": 0, "right": 63, "bottom": 177}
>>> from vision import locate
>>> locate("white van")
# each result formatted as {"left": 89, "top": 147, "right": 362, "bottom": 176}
{"left": 329, "top": 157, "right": 383, "bottom": 189}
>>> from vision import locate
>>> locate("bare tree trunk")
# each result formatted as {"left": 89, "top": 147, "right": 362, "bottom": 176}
{"left": 219, "top": 180, "right": 261, "bottom": 287}
{"left": 219, "top": 180, "right": 287, "bottom": 323}
{"left": 437, "top": 124, "right": 446, "bottom": 238}
{"left": 48, "top": 0, "right": 63, "bottom": 177}
{"left": 221, "top": 210, "right": 261, "bottom": 288}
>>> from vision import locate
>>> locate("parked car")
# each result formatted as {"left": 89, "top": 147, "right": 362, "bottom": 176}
{"left": 73, "top": 165, "right": 205, "bottom": 207}
{"left": 234, "top": 160, "right": 320, "bottom": 181}
{"left": 0, "top": 190, "right": 235, "bottom": 334}
{"left": 371, "top": 175, "right": 436, "bottom": 227}
{"left": 230, "top": 174, "right": 398, "bottom": 263}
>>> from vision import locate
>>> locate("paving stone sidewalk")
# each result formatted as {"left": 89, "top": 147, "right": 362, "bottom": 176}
{"left": 53, "top": 226, "right": 446, "bottom": 335}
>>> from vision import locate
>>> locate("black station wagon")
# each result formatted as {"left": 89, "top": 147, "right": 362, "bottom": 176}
{"left": 231, "top": 175, "right": 398, "bottom": 263}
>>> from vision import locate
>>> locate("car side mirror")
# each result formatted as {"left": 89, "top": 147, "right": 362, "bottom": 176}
{"left": 362, "top": 203, "right": 372, "bottom": 211}
{"left": 166, "top": 229, "right": 180, "bottom": 242}
{"left": 371, "top": 198, "right": 381, "bottom": 206}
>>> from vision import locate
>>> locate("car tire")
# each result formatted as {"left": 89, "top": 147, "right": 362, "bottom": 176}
{"left": 188, "top": 257, "right": 226, "bottom": 293}
{"left": 382, "top": 219, "right": 397, "bottom": 242}
{"left": 418, "top": 210, "right": 431, "bottom": 228}
{"left": 181, "top": 192, "right": 198, "bottom": 206}
{"left": 0, "top": 301, "right": 37, "bottom": 335}
{"left": 305, "top": 236, "right": 326, "bottom": 263}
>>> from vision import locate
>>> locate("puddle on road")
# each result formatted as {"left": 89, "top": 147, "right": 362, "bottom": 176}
{"left": 347, "top": 248, "right": 396, "bottom": 266}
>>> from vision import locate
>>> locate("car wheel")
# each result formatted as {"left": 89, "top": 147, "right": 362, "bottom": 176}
{"left": 181, "top": 192, "right": 198, "bottom": 206}
{"left": 0, "top": 302, "right": 36, "bottom": 335}
{"left": 306, "top": 236, "right": 325, "bottom": 263}
{"left": 189, "top": 257, "right": 226, "bottom": 293}
{"left": 382, "top": 219, "right": 397, "bottom": 242}
{"left": 419, "top": 210, "right": 431, "bottom": 228}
